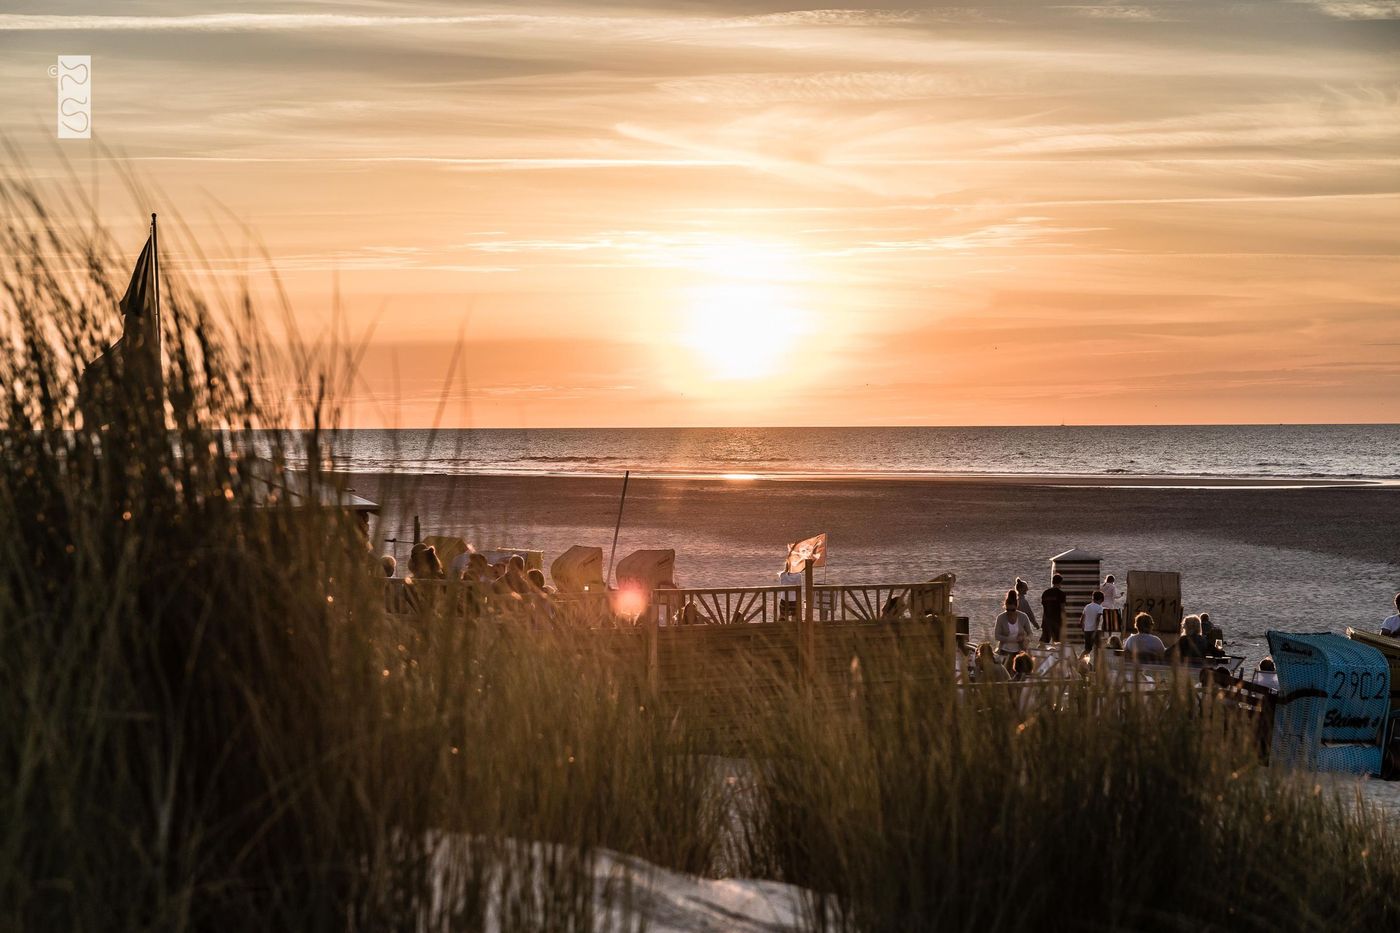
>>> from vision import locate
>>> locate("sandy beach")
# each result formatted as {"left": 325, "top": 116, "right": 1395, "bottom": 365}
{"left": 351, "top": 471, "right": 1400, "bottom": 663}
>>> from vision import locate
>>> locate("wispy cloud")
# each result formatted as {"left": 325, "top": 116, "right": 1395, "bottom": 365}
{"left": 1297, "top": 1, "right": 1400, "bottom": 19}
{"left": 0, "top": 13, "right": 515, "bottom": 32}
{"left": 0, "top": 9, "right": 920, "bottom": 34}
{"left": 1056, "top": 5, "right": 1168, "bottom": 22}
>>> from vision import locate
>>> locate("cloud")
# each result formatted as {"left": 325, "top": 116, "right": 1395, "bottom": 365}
{"left": 0, "top": 8, "right": 926, "bottom": 35}
{"left": 659, "top": 70, "right": 1033, "bottom": 105}
{"left": 0, "top": 13, "right": 518, "bottom": 32}
{"left": 1056, "top": 5, "right": 1167, "bottom": 21}
{"left": 1297, "top": 1, "right": 1400, "bottom": 19}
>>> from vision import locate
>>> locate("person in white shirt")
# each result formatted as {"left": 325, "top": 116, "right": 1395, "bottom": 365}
{"left": 1122, "top": 612, "right": 1167, "bottom": 663}
{"left": 1080, "top": 589, "right": 1106, "bottom": 656}
{"left": 1381, "top": 593, "right": 1400, "bottom": 637}
{"left": 1101, "top": 574, "right": 1122, "bottom": 634}
{"left": 1254, "top": 657, "right": 1280, "bottom": 691}
{"left": 993, "top": 589, "right": 1032, "bottom": 663}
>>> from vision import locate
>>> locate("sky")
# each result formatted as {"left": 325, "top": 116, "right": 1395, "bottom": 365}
{"left": 1, "top": 1, "right": 1398, "bottom": 427}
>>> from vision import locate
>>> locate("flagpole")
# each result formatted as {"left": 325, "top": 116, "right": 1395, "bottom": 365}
{"left": 606, "top": 470, "right": 630, "bottom": 587}
{"left": 150, "top": 214, "right": 159, "bottom": 333}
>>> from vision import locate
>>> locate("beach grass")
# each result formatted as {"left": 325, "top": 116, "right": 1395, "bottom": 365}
{"left": 2, "top": 182, "right": 1398, "bottom": 932}
{"left": 0, "top": 181, "right": 727, "bottom": 931}
{"left": 729, "top": 648, "right": 1400, "bottom": 932}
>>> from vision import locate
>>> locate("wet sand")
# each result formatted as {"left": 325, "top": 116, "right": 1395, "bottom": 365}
{"left": 350, "top": 471, "right": 1400, "bottom": 662}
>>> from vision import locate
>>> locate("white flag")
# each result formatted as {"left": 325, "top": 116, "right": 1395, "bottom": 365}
{"left": 785, "top": 533, "right": 828, "bottom": 573}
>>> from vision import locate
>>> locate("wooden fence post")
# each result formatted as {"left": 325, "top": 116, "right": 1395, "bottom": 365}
{"left": 645, "top": 597, "right": 660, "bottom": 695}
{"left": 800, "top": 561, "right": 816, "bottom": 693}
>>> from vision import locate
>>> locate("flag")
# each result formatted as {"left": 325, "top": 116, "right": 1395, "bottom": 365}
{"left": 785, "top": 533, "right": 828, "bottom": 573}
{"left": 79, "top": 216, "right": 162, "bottom": 432}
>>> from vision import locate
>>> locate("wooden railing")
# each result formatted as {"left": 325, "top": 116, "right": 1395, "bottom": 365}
{"left": 812, "top": 578, "right": 953, "bottom": 623}
{"left": 651, "top": 575, "right": 955, "bottom": 627}
{"left": 652, "top": 585, "right": 796, "bottom": 626}
{"left": 382, "top": 574, "right": 956, "bottom": 628}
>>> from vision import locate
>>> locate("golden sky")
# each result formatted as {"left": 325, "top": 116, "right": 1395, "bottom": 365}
{"left": 2, "top": 2, "right": 1398, "bottom": 427}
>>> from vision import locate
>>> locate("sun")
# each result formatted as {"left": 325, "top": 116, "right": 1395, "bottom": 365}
{"left": 681, "top": 282, "right": 808, "bottom": 381}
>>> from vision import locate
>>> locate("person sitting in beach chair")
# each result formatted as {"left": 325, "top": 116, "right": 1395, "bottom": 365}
{"left": 1380, "top": 593, "right": 1400, "bottom": 637}
{"left": 994, "top": 590, "right": 1032, "bottom": 665}
{"left": 880, "top": 594, "right": 903, "bottom": 620}
{"left": 1122, "top": 612, "right": 1167, "bottom": 664}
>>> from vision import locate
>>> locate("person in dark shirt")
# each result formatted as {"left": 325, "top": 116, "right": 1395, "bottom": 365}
{"left": 1040, "top": 573, "right": 1067, "bottom": 644}
{"left": 1199, "top": 612, "right": 1226, "bottom": 657}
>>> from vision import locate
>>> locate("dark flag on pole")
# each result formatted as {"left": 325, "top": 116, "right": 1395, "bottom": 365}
{"left": 79, "top": 215, "right": 163, "bottom": 433}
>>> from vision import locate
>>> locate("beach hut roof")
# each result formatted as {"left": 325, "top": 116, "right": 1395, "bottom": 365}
{"left": 1051, "top": 547, "right": 1099, "bottom": 562}
{"left": 616, "top": 549, "right": 676, "bottom": 590}
{"left": 551, "top": 545, "right": 605, "bottom": 592}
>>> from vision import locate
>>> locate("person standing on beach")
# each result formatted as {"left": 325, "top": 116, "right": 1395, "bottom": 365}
{"left": 1081, "top": 590, "right": 1106, "bottom": 655}
{"left": 1015, "top": 578, "right": 1039, "bottom": 635}
{"left": 1381, "top": 593, "right": 1400, "bottom": 637}
{"left": 1100, "top": 574, "right": 1121, "bottom": 634}
{"left": 994, "top": 589, "right": 1031, "bottom": 665}
{"left": 1040, "top": 574, "right": 1067, "bottom": 644}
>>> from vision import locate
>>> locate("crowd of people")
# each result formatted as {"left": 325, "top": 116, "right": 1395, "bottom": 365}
{"left": 387, "top": 542, "right": 560, "bottom": 620}
{"left": 972, "top": 571, "right": 1236, "bottom": 681}
{"left": 393, "top": 542, "right": 557, "bottom": 595}
{"left": 381, "top": 545, "right": 1400, "bottom": 680}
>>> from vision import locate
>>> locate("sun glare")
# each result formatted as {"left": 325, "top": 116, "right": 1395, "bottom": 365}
{"left": 682, "top": 282, "right": 808, "bottom": 381}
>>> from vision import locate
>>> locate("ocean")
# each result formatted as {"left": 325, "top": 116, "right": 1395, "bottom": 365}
{"left": 343, "top": 425, "right": 1400, "bottom": 808}
{"left": 324, "top": 424, "right": 1400, "bottom": 480}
